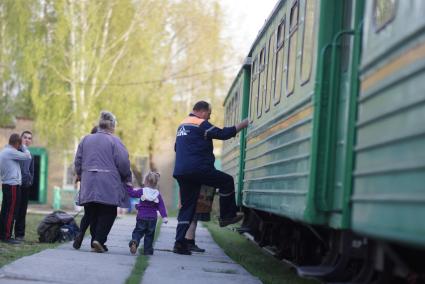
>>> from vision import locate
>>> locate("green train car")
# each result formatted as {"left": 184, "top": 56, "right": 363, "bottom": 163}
{"left": 222, "top": 0, "right": 425, "bottom": 283}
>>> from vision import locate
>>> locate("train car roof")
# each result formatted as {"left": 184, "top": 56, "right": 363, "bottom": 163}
{"left": 223, "top": 57, "right": 252, "bottom": 106}
{"left": 247, "top": 0, "right": 285, "bottom": 57}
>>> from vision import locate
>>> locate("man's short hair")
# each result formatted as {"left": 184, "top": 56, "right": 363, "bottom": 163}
{"left": 9, "top": 133, "right": 21, "bottom": 146}
{"left": 21, "top": 130, "right": 32, "bottom": 138}
{"left": 193, "top": 101, "right": 210, "bottom": 112}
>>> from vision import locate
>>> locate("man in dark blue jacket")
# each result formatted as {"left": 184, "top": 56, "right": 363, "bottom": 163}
{"left": 173, "top": 101, "right": 249, "bottom": 255}
{"left": 15, "top": 131, "right": 34, "bottom": 241}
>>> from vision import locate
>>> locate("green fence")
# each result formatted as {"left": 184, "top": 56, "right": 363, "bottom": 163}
{"left": 52, "top": 186, "right": 77, "bottom": 210}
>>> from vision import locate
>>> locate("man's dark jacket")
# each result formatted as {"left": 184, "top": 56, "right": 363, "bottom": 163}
{"left": 19, "top": 146, "right": 34, "bottom": 187}
{"left": 173, "top": 113, "right": 236, "bottom": 176}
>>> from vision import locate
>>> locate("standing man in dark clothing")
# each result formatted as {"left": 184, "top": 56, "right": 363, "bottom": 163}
{"left": 173, "top": 101, "right": 249, "bottom": 255}
{"left": 0, "top": 133, "right": 31, "bottom": 244}
{"left": 14, "top": 131, "right": 34, "bottom": 241}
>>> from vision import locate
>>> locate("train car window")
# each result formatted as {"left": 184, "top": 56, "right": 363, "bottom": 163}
{"left": 229, "top": 97, "right": 233, "bottom": 127}
{"left": 229, "top": 97, "right": 232, "bottom": 126}
{"left": 234, "top": 92, "right": 238, "bottom": 125}
{"left": 228, "top": 101, "right": 231, "bottom": 126}
{"left": 234, "top": 95, "right": 237, "bottom": 125}
{"left": 300, "top": 0, "right": 316, "bottom": 84}
{"left": 228, "top": 102, "right": 231, "bottom": 126}
{"left": 235, "top": 92, "right": 240, "bottom": 137}
{"left": 227, "top": 100, "right": 232, "bottom": 126}
{"left": 235, "top": 90, "right": 240, "bottom": 124}
{"left": 232, "top": 93, "right": 238, "bottom": 125}
{"left": 257, "top": 47, "right": 266, "bottom": 118}
{"left": 373, "top": 0, "right": 396, "bottom": 32}
{"left": 287, "top": 0, "right": 299, "bottom": 96}
{"left": 274, "top": 18, "right": 286, "bottom": 105}
{"left": 235, "top": 93, "right": 238, "bottom": 123}
{"left": 229, "top": 101, "right": 232, "bottom": 126}
{"left": 228, "top": 102, "right": 232, "bottom": 126}
{"left": 225, "top": 104, "right": 228, "bottom": 126}
{"left": 265, "top": 32, "right": 276, "bottom": 112}
{"left": 229, "top": 100, "right": 232, "bottom": 126}
{"left": 250, "top": 57, "right": 258, "bottom": 122}
{"left": 238, "top": 82, "right": 242, "bottom": 121}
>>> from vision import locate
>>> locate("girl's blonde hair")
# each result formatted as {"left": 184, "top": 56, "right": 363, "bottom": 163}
{"left": 144, "top": 172, "right": 160, "bottom": 188}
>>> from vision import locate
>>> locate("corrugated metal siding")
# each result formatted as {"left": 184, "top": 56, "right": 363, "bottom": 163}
{"left": 352, "top": 1, "right": 425, "bottom": 247}
{"left": 243, "top": 103, "right": 313, "bottom": 220}
{"left": 221, "top": 144, "right": 240, "bottom": 195}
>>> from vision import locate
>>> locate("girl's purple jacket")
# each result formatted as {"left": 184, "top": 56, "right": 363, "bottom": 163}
{"left": 126, "top": 186, "right": 167, "bottom": 219}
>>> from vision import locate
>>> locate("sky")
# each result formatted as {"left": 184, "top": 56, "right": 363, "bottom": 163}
{"left": 219, "top": 0, "right": 278, "bottom": 78}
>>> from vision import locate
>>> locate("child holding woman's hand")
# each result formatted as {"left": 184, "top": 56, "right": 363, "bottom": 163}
{"left": 127, "top": 172, "right": 168, "bottom": 255}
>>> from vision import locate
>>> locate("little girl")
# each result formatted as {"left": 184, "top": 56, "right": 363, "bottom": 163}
{"left": 127, "top": 172, "right": 168, "bottom": 255}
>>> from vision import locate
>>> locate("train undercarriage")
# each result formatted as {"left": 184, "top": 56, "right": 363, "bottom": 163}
{"left": 240, "top": 208, "right": 425, "bottom": 284}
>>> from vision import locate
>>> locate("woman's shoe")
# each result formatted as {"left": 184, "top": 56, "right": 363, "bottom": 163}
{"left": 73, "top": 233, "right": 84, "bottom": 250}
{"left": 92, "top": 240, "right": 105, "bottom": 253}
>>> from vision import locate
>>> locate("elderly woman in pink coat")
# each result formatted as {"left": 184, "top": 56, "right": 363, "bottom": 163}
{"left": 74, "top": 111, "right": 132, "bottom": 253}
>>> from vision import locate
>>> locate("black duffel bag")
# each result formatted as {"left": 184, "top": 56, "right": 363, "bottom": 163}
{"left": 37, "top": 210, "right": 80, "bottom": 243}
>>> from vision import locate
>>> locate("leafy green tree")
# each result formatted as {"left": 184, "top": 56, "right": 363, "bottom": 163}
{"left": 2, "top": 0, "right": 232, "bottom": 170}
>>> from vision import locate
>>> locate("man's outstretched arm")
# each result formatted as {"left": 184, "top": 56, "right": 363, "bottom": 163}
{"left": 204, "top": 118, "right": 249, "bottom": 140}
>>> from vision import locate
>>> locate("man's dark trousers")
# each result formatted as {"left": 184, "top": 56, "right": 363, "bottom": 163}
{"left": 174, "top": 169, "right": 237, "bottom": 244}
{"left": 0, "top": 185, "right": 22, "bottom": 240}
{"left": 14, "top": 185, "right": 30, "bottom": 238}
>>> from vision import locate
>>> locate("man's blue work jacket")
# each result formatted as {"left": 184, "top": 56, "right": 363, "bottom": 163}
{"left": 173, "top": 113, "right": 237, "bottom": 176}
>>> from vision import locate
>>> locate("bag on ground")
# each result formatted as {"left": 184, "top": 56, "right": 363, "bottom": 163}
{"left": 37, "top": 210, "right": 80, "bottom": 243}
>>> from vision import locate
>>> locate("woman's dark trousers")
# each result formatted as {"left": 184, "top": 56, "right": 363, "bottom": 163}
{"left": 79, "top": 212, "right": 90, "bottom": 236}
{"left": 131, "top": 218, "right": 157, "bottom": 254}
{"left": 84, "top": 202, "right": 117, "bottom": 246}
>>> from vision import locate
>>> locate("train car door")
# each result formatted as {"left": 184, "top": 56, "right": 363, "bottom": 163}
{"left": 327, "top": 0, "right": 364, "bottom": 228}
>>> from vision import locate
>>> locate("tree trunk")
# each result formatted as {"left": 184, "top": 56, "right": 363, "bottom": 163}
{"left": 148, "top": 116, "right": 158, "bottom": 171}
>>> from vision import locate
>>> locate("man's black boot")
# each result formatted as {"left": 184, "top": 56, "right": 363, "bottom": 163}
{"left": 185, "top": 238, "right": 205, "bottom": 253}
{"left": 173, "top": 241, "right": 192, "bottom": 255}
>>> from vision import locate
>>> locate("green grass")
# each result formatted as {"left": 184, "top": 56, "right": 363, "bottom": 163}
{"left": 166, "top": 209, "right": 178, "bottom": 218}
{"left": 0, "top": 213, "right": 81, "bottom": 268}
{"left": 125, "top": 220, "right": 162, "bottom": 284}
{"left": 203, "top": 221, "right": 319, "bottom": 284}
